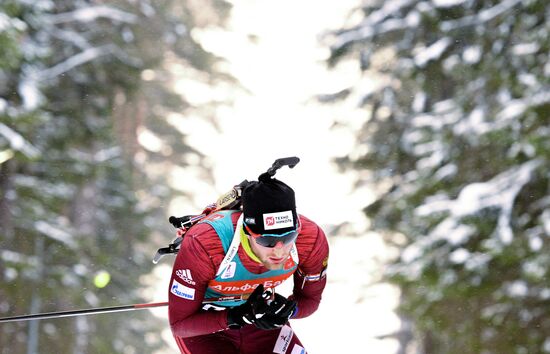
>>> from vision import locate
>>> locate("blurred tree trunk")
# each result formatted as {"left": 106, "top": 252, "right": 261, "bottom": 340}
{"left": 70, "top": 182, "right": 99, "bottom": 236}
{"left": 0, "top": 159, "right": 15, "bottom": 240}
{"left": 424, "top": 332, "right": 435, "bottom": 354}
{"left": 112, "top": 88, "right": 144, "bottom": 172}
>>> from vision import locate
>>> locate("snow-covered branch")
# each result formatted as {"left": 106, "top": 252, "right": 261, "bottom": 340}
{"left": 16, "top": 45, "right": 116, "bottom": 109}
{"left": 441, "top": 0, "right": 521, "bottom": 32}
{"left": 37, "top": 43, "right": 141, "bottom": 82}
{"left": 0, "top": 123, "right": 41, "bottom": 158}
{"left": 39, "top": 44, "right": 115, "bottom": 80}
{"left": 495, "top": 90, "right": 550, "bottom": 126}
{"left": 0, "top": 249, "right": 39, "bottom": 266}
{"left": 332, "top": 18, "right": 415, "bottom": 53}
{"left": 330, "top": 0, "right": 417, "bottom": 52}
{"left": 413, "top": 37, "right": 452, "bottom": 68}
{"left": 359, "top": 0, "right": 416, "bottom": 29}
{"left": 45, "top": 5, "right": 138, "bottom": 25}
{"left": 416, "top": 159, "right": 543, "bottom": 244}
{"left": 35, "top": 221, "right": 77, "bottom": 249}
{"left": 47, "top": 27, "right": 91, "bottom": 50}
{"left": 68, "top": 147, "right": 122, "bottom": 163}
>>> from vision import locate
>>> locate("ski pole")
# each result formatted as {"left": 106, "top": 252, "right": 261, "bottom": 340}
{"left": 0, "top": 293, "right": 255, "bottom": 324}
{"left": 0, "top": 302, "right": 168, "bottom": 323}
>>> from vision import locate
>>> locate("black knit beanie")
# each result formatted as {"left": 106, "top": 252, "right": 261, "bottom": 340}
{"left": 241, "top": 177, "right": 298, "bottom": 235}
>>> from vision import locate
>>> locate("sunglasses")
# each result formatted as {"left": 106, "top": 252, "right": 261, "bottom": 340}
{"left": 243, "top": 221, "right": 300, "bottom": 248}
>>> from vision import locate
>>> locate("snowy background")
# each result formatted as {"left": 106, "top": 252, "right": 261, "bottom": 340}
{"left": 2, "top": 0, "right": 549, "bottom": 353}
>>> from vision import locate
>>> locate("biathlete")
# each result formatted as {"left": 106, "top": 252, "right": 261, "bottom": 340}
{"left": 168, "top": 169, "right": 329, "bottom": 354}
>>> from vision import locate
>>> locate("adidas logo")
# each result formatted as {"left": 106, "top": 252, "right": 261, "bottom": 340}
{"left": 175, "top": 269, "right": 196, "bottom": 285}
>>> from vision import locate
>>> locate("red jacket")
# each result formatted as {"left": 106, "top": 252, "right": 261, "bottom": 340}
{"left": 168, "top": 212, "right": 329, "bottom": 338}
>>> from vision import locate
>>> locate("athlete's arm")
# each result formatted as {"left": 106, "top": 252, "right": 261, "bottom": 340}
{"left": 168, "top": 224, "right": 229, "bottom": 338}
{"left": 290, "top": 217, "right": 329, "bottom": 319}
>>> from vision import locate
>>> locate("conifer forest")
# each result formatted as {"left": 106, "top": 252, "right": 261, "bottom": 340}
{"left": 1, "top": 0, "right": 549, "bottom": 353}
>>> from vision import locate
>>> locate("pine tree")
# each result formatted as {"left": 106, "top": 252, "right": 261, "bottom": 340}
{"left": 0, "top": 0, "right": 231, "bottom": 352}
{"left": 325, "top": 0, "right": 550, "bottom": 352}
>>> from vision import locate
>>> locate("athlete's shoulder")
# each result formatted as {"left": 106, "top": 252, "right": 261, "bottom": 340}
{"left": 296, "top": 214, "right": 326, "bottom": 249}
{"left": 298, "top": 214, "right": 324, "bottom": 235}
{"left": 295, "top": 215, "right": 329, "bottom": 270}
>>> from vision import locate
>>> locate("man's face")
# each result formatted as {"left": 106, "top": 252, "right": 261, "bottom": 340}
{"left": 248, "top": 235, "right": 294, "bottom": 270}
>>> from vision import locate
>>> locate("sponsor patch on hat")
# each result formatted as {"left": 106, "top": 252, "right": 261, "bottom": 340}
{"left": 263, "top": 210, "right": 294, "bottom": 230}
